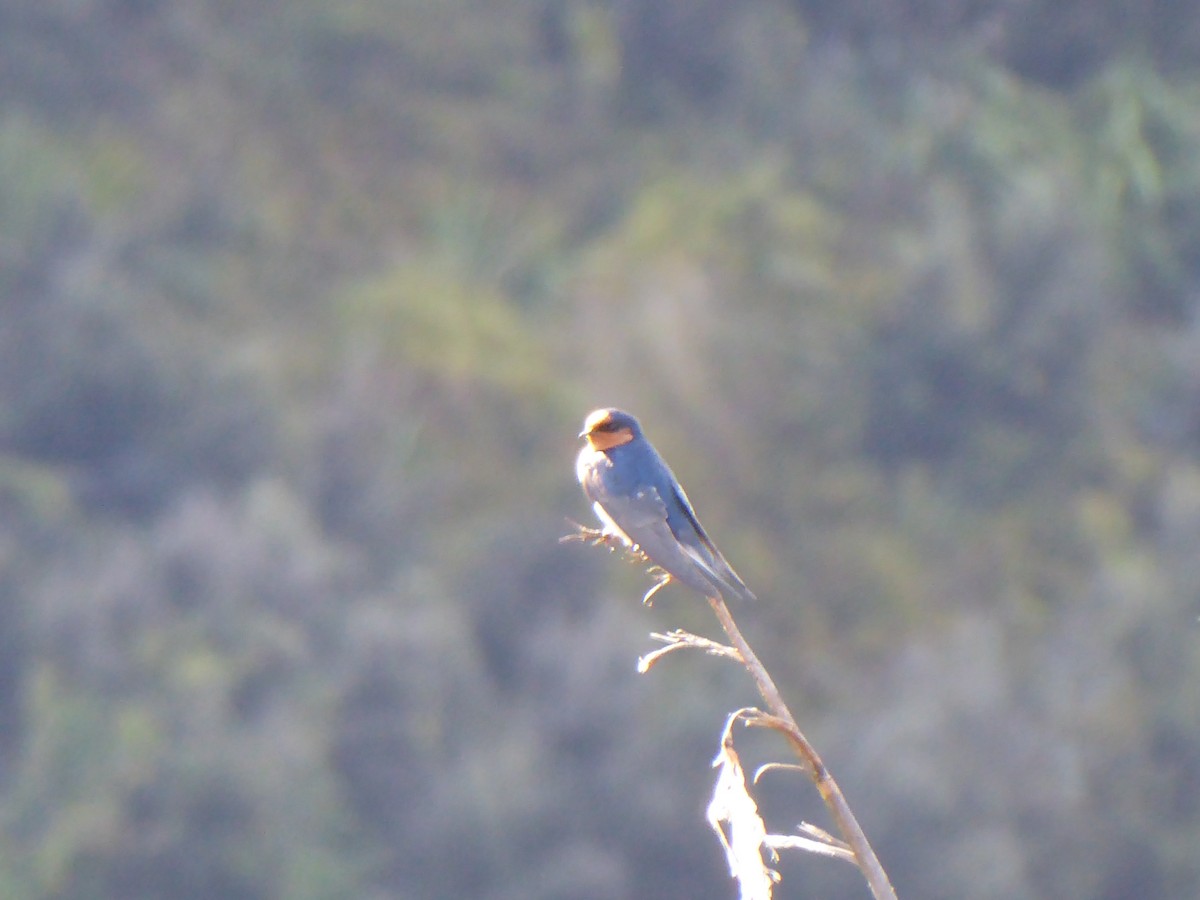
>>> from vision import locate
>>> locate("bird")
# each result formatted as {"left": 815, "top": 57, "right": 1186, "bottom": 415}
{"left": 575, "top": 408, "right": 756, "bottom": 604}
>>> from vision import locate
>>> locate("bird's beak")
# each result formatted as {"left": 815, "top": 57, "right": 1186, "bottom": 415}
{"left": 578, "top": 428, "right": 589, "bottom": 439}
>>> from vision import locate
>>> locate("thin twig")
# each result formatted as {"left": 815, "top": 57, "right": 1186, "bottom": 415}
{"left": 706, "top": 595, "right": 898, "bottom": 900}
{"left": 638, "top": 629, "right": 740, "bottom": 672}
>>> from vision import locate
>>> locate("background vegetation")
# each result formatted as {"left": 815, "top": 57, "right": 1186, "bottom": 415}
{"left": 2, "top": 0, "right": 1199, "bottom": 896}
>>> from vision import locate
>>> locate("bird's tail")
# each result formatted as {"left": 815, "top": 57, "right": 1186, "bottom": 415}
{"left": 717, "top": 571, "right": 757, "bottom": 603}
{"left": 688, "top": 546, "right": 756, "bottom": 603}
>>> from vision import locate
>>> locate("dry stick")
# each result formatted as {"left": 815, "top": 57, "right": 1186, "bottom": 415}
{"left": 706, "top": 595, "right": 898, "bottom": 900}
{"left": 561, "top": 525, "right": 891, "bottom": 893}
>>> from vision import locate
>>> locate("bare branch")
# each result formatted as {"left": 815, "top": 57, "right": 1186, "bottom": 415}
{"left": 573, "top": 531, "right": 898, "bottom": 898}
{"left": 753, "top": 762, "right": 810, "bottom": 783}
{"left": 558, "top": 521, "right": 630, "bottom": 553}
{"left": 765, "top": 830, "right": 856, "bottom": 864}
{"left": 637, "top": 630, "right": 741, "bottom": 672}
{"left": 705, "top": 595, "right": 898, "bottom": 900}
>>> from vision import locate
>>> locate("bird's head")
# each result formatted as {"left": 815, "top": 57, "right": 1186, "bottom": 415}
{"left": 579, "top": 408, "right": 642, "bottom": 451}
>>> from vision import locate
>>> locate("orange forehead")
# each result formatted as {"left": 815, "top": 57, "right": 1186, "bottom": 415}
{"left": 583, "top": 409, "right": 615, "bottom": 432}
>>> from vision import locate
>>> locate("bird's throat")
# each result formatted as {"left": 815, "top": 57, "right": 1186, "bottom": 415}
{"left": 587, "top": 427, "right": 635, "bottom": 452}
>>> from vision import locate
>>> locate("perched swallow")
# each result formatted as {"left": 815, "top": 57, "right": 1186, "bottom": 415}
{"left": 576, "top": 408, "right": 756, "bottom": 604}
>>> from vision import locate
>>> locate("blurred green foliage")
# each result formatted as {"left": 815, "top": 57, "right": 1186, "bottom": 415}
{"left": 1, "top": 1, "right": 1199, "bottom": 897}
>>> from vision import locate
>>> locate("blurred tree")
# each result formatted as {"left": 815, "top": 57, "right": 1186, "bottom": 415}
{"left": 0, "top": 1, "right": 1198, "bottom": 898}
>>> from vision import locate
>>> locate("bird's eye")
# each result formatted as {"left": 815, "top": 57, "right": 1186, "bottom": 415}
{"left": 595, "top": 421, "right": 616, "bottom": 432}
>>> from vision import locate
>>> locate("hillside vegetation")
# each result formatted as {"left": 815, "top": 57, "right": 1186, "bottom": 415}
{"left": 2, "top": 1, "right": 1199, "bottom": 897}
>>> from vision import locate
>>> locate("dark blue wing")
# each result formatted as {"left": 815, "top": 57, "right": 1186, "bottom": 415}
{"left": 661, "top": 478, "right": 757, "bottom": 603}
{"left": 589, "top": 482, "right": 726, "bottom": 598}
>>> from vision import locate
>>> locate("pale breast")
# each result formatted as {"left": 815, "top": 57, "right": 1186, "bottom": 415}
{"left": 575, "top": 445, "right": 608, "bottom": 489}
{"left": 576, "top": 447, "right": 634, "bottom": 545}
